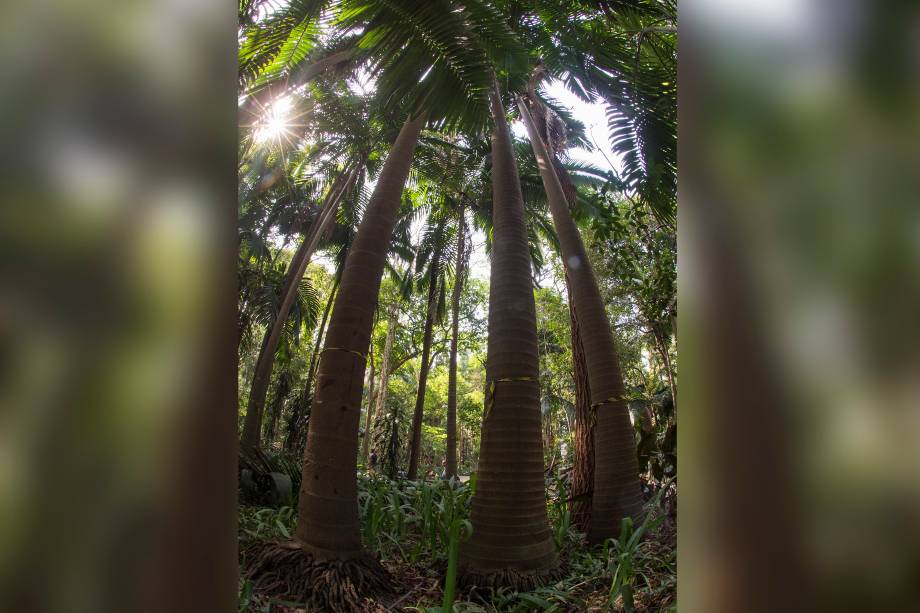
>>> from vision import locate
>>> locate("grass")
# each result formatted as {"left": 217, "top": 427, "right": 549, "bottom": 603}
{"left": 239, "top": 473, "right": 676, "bottom": 612}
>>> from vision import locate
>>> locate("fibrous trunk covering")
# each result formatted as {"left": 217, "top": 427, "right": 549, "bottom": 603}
{"left": 518, "top": 98, "right": 642, "bottom": 543}
{"left": 295, "top": 117, "right": 424, "bottom": 559}
{"left": 460, "top": 81, "right": 558, "bottom": 582}
{"left": 567, "top": 273, "right": 594, "bottom": 532}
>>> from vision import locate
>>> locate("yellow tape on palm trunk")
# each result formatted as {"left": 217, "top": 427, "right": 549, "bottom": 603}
{"left": 589, "top": 396, "right": 624, "bottom": 428}
{"left": 320, "top": 347, "right": 368, "bottom": 361}
{"left": 483, "top": 376, "right": 538, "bottom": 420}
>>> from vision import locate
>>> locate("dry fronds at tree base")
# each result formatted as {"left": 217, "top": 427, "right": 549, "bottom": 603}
{"left": 458, "top": 560, "right": 566, "bottom": 595}
{"left": 242, "top": 540, "right": 394, "bottom": 612}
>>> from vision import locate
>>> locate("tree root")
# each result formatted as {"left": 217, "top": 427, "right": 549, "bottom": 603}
{"left": 458, "top": 559, "right": 566, "bottom": 595}
{"left": 241, "top": 540, "right": 394, "bottom": 612}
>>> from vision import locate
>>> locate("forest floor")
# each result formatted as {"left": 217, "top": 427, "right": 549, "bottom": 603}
{"left": 239, "top": 474, "right": 676, "bottom": 612}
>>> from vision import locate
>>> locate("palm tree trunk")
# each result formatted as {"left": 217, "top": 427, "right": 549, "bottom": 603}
{"left": 445, "top": 212, "right": 466, "bottom": 479}
{"left": 295, "top": 116, "right": 424, "bottom": 559}
{"left": 407, "top": 242, "right": 443, "bottom": 480}
{"left": 566, "top": 273, "right": 594, "bottom": 532}
{"left": 460, "top": 80, "right": 558, "bottom": 583}
{"left": 284, "top": 274, "right": 339, "bottom": 454}
{"left": 518, "top": 98, "right": 642, "bottom": 543}
{"left": 241, "top": 164, "right": 358, "bottom": 451}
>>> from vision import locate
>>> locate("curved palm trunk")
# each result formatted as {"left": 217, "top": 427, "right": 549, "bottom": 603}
{"left": 445, "top": 213, "right": 466, "bottom": 479}
{"left": 407, "top": 242, "right": 443, "bottom": 480}
{"left": 460, "top": 81, "right": 558, "bottom": 581}
{"left": 285, "top": 274, "right": 339, "bottom": 454}
{"left": 518, "top": 98, "right": 642, "bottom": 542}
{"left": 566, "top": 272, "right": 594, "bottom": 532}
{"left": 295, "top": 116, "right": 424, "bottom": 559}
{"left": 241, "top": 164, "right": 359, "bottom": 451}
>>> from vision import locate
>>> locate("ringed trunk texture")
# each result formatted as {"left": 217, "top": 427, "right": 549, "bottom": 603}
{"left": 407, "top": 243, "right": 442, "bottom": 480}
{"left": 241, "top": 165, "right": 358, "bottom": 451}
{"left": 518, "top": 98, "right": 642, "bottom": 543}
{"left": 460, "top": 82, "right": 558, "bottom": 580}
{"left": 295, "top": 117, "right": 424, "bottom": 559}
{"left": 285, "top": 274, "right": 339, "bottom": 454}
{"left": 445, "top": 214, "right": 465, "bottom": 480}
{"left": 566, "top": 273, "right": 594, "bottom": 533}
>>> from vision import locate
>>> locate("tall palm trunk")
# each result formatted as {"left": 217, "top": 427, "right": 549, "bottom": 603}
{"left": 285, "top": 274, "right": 339, "bottom": 454}
{"left": 566, "top": 273, "right": 594, "bottom": 532}
{"left": 407, "top": 240, "right": 443, "bottom": 480}
{"left": 369, "top": 302, "right": 398, "bottom": 458}
{"left": 295, "top": 116, "right": 424, "bottom": 559}
{"left": 518, "top": 98, "right": 642, "bottom": 542}
{"left": 241, "top": 164, "right": 358, "bottom": 451}
{"left": 445, "top": 213, "right": 466, "bottom": 479}
{"left": 460, "top": 80, "right": 558, "bottom": 583}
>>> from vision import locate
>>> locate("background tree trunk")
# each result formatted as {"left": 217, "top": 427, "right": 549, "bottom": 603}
{"left": 460, "top": 80, "right": 558, "bottom": 580}
{"left": 360, "top": 341, "right": 376, "bottom": 466}
{"left": 408, "top": 236, "right": 443, "bottom": 480}
{"left": 445, "top": 213, "right": 466, "bottom": 479}
{"left": 370, "top": 302, "right": 398, "bottom": 456}
{"left": 294, "top": 116, "right": 424, "bottom": 560}
{"left": 241, "top": 165, "right": 357, "bottom": 451}
{"left": 518, "top": 98, "right": 642, "bottom": 543}
{"left": 285, "top": 274, "right": 339, "bottom": 454}
{"left": 567, "top": 273, "right": 594, "bottom": 532}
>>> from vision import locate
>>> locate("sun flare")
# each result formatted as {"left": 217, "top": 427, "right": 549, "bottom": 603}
{"left": 255, "top": 96, "right": 293, "bottom": 143}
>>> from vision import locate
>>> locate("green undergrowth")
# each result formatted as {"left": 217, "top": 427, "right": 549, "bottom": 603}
{"left": 239, "top": 473, "right": 676, "bottom": 612}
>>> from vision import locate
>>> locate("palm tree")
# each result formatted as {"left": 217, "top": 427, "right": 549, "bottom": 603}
{"left": 295, "top": 111, "right": 425, "bottom": 552}
{"left": 243, "top": 0, "right": 536, "bottom": 606}
{"left": 487, "top": 0, "right": 674, "bottom": 540}
{"left": 566, "top": 272, "right": 594, "bottom": 531}
{"left": 518, "top": 97, "right": 644, "bottom": 540}
{"left": 239, "top": 82, "right": 380, "bottom": 452}
{"left": 459, "top": 76, "right": 559, "bottom": 588}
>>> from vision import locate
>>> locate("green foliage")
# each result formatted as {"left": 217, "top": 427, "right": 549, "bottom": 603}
{"left": 239, "top": 505, "right": 297, "bottom": 545}
{"left": 238, "top": 474, "right": 675, "bottom": 612}
{"left": 357, "top": 474, "right": 473, "bottom": 563}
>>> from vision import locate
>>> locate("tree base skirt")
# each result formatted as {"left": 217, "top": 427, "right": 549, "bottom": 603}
{"left": 457, "top": 559, "right": 565, "bottom": 594}
{"left": 242, "top": 540, "right": 393, "bottom": 612}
